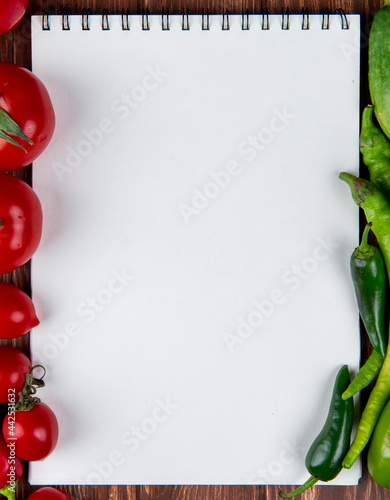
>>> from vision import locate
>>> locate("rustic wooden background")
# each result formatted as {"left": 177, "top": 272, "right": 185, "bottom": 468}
{"left": 0, "top": 0, "right": 387, "bottom": 498}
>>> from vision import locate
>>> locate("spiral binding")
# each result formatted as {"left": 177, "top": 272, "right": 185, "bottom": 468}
{"left": 162, "top": 8, "right": 169, "bottom": 30}
{"left": 222, "top": 10, "right": 229, "bottom": 30}
{"left": 82, "top": 8, "right": 91, "bottom": 30}
{"left": 335, "top": 8, "right": 349, "bottom": 29}
{"left": 42, "top": 8, "right": 351, "bottom": 32}
{"left": 182, "top": 9, "right": 190, "bottom": 30}
{"left": 142, "top": 8, "right": 149, "bottom": 30}
{"left": 242, "top": 9, "right": 249, "bottom": 30}
{"left": 202, "top": 9, "right": 209, "bottom": 30}
{"left": 281, "top": 8, "right": 289, "bottom": 30}
{"left": 320, "top": 8, "right": 330, "bottom": 29}
{"left": 102, "top": 9, "right": 110, "bottom": 30}
{"left": 62, "top": 7, "right": 71, "bottom": 30}
{"left": 301, "top": 8, "right": 309, "bottom": 29}
{"left": 262, "top": 10, "right": 270, "bottom": 30}
{"left": 122, "top": 9, "right": 130, "bottom": 30}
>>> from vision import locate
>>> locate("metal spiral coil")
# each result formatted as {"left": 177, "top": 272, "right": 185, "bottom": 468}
{"left": 142, "top": 8, "right": 150, "bottom": 30}
{"left": 335, "top": 8, "right": 349, "bottom": 29}
{"left": 301, "top": 8, "right": 309, "bottom": 29}
{"left": 222, "top": 10, "right": 230, "bottom": 30}
{"left": 62, "top": 7, "right": 71, "bottom": 30}
{"left": 182, "top": 9, "right": 190, "bottom": 30}
{"left": 320, "top": 8, "right": 330, "bottom": 29}
{"left": 261, "top": 9, "right": 270, "bottom": 30}
{"left": 162, "top": 8, "right": 170, "bottom": 30}
{"left": 122, "top": 9, "right": 130, "bottom": 30}
{"left": 242, "top": 9, "right": 249, "bottom": 30}
{"left": 202, "top": 9, "right": 210, "bottom": 30}
{"left": 42, "top": 10, "right": 50, "bottom": 30}
{"left": 102, "top": 9, "right": 110, "bottom": 30}
{"left": 82, "top": 8, "right": 91, "bottom": 30}
{"left": 281, "top": 8, "right": 290, "bottom": 30}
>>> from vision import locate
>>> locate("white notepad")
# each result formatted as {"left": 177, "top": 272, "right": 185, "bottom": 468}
{"left": 30, "top": 13, "right": 361, "bottom": 485}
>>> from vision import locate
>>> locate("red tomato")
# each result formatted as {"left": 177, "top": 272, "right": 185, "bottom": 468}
{"left": 0, "top": 0, "right": 28, "bottom": 35}
{"left": 2, "top": 403, "right": 59, "bottom": 461}
{"left": 0, "top": 282, "right": 39, "bottom": 339}
{"left": 0, "top": 172, "right": 43, "bottom": 274}
{"left": 28, "top": 487, "right": 73, "bottom": 500}
{"left": 0, "top": 431, "right": 23, "bottom": 489}
{"left": 0, "top": 346, "right": 31, "bottom": 403}
{"left": 0, "top": 63, "right": 55, "bottom": 170}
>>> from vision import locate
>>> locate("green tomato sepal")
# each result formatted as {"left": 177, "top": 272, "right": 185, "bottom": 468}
{"left": 0, "top": 108, "right": 33, "bottom": 152}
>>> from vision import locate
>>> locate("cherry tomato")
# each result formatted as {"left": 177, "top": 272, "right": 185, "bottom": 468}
{"left": 0, "top": 63, "right": 55, "bottom": 170}
{"left": 2, "top": 403, "right": 59, "bottom": 461}
{"left": 0, "top": 345, "right": 31, "bottom": 403}
{"left": 0, "top": 282, "right": 39, "bottom": 339}
{"left": 0, "top": 432, "right": 23, "bottom": 489}
{"left": 28, "top": 487, "right": 72, "bottom": 500}
{"left": 0, "top": 0, "right": 28, "bottom": 35}
{"left": 0, "top": 172, "right": 43, "bottom": 274}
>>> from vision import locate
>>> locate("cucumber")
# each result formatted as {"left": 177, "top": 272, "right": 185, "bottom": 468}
{"left": 369, "top": 2, "right": 390, "bottom": 140}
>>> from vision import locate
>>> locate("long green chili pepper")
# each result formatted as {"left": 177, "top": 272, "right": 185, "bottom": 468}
{"left": 342, "top": 349, "right": 384, "bottom": 400}
{"left": 278, "top": 366, "right": 353, "bottom": 498}
{"left": 360, "top": 105, "right": 390, "bottom": 201}
{"left": 339, "top": 172, "right": 390, "bottom": 468}
{"left": 350, "top": 222, "right": 387, "bottom": 358}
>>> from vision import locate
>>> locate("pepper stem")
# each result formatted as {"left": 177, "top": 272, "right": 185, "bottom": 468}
{"left": 354, "top": 222, "right": 374, "bottom": 259}
{"left": 0, "top": 483, "right": 17, "bottom": 500}
{"left": 361, "top": 105, "right": 374, "bottom": 130}
{"left": 278, "top": 476, "right": 318, "bottom": 498}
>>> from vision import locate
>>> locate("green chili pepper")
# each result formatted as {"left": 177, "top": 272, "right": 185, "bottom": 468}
{"left": 278, "top": 366, "right": 353, "bottom": 498}
{"left": 350, "top": 222, "right": 387, "bottom": 358}
{"left": 368, "top": 0, "right": 390, "bottom": 141}
{"left": 367, "top": 397, "right": 390, "bottom": 487}
{"left": 342, "top": 349, "right": 384, "bottom": 400}
{"left": 360, "top": 105, "right": 390, "bottom": 201}
{"left": 339, "top": 172, "right": 390, "bottom": 468}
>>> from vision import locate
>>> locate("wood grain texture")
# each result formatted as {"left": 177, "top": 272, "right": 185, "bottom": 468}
{"left": 0, "top": 0, "right": 387, "bottom": 498}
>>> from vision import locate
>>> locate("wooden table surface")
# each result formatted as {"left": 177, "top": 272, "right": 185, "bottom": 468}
{"left": 0, "top": 0, "right": 387, "bottom": 498}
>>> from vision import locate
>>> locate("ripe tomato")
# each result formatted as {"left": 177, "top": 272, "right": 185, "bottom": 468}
{"left": 0, "top": 346, "right": 31, "bottom": 403}
{"left": 0, "top": 432, "right": 23, "bottom": 489}
{"left": 2, "top": 403, "right": 59, "bottom": 461}
{"left": 0, "top": 63, "right": 55, "bottom": 170}
{"left": 0, "top": 172, "right": 43, "bottom": 274}
{"left": 0, "top": 282, "right": 39, "bottom": 339}
{"left": 0, "top": 0, "right": 28, "bottom": 35}
{"left": 28, "top": 487, "right": 72, "bottom": 500}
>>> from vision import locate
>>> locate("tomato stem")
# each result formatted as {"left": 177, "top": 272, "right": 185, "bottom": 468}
{"left": 0, "top": 483, "right": 17, "bottom": 500}
{"left": 15, "top": 365, "right": 46, "bottom": 412}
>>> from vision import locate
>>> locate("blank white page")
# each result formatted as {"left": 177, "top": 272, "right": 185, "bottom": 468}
{"left": 31, "top": 13, "right": 361, "bottom": 485}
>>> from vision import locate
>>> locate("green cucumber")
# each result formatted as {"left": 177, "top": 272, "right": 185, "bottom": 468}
{"left": 369, "top": 1, "right": 390, "bottom": 140}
